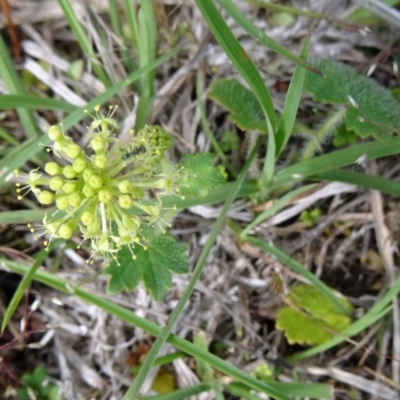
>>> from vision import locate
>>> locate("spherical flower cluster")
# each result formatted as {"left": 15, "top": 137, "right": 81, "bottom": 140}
{"left": 15, "top": 106, "right": 181, "bottom": 262}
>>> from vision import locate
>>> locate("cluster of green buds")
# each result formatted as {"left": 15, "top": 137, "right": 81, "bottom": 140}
{"left": 15, "top": 106, "right": 182, "bottom": 262}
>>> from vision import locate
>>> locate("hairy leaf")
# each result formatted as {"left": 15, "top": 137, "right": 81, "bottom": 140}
{"left": 304, "top": 58, "right": 400, "bottom": 141}
{"left": 105, "top": 235, "right": 188, "bottom": 300}
{"left": 178, "top": 153, "right": 226, "bottom": 198}
{"left": 208, "top": 78, "right": 267, "bottom": 132}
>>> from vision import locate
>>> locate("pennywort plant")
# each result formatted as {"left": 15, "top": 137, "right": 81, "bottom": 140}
{"left": 15, "top": 106, "right": 176, "bottom": 263}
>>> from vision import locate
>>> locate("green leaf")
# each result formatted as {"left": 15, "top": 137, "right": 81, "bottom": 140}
{"left": 105, "top": 235, "right": 188, "bottom": 300}
{"left": 304, "top": 58, "right": 400, "bottom": 141}
{"left": 276, "top": 284, "right": 353, "bottom": 346}
{"left": 208, "top": 78, "right": 267, "bottom": 132}
{"left": 179, "top": 153, "right": 227, "bottom": 198}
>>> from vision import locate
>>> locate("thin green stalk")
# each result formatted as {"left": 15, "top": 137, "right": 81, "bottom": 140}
{"left": 1, "top": 248, "right": 49, "bottom": 333}
{"left": 301, "top": 107, "right": 347, "bottom": 160}
{"left": 240, "top": 184, "right": 316, "bottom": 238}
{"left": 122, "top": 139, "right": 287, "bottom": 400}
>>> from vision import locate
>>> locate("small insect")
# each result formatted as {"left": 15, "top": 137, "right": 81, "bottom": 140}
{"left": 122, "top": 143, "right": 146, "bottom": 161}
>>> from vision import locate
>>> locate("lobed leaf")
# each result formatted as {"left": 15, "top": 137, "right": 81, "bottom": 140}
{"left": 304, "top": 58, "right": 400, "bottom": 141}
{"left": 105, "top": 235, "right": 188, "bottom": 300}
{"left": 178, "top": 153, "right": 227, "bottom": 198}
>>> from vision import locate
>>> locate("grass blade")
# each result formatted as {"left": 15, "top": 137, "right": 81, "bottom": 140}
{"left": 272, "top": 138, "right": 400, "bottom": 189}
{"left": 0, "top": 33, "right": 37, "bottom": 137}
{"left": 215, "top": 0, "right": 321, "bottom": 75}
{"left": 194, "top": 1, "right": 275, "bottom": 129}
{"left": 1, "top": 249, "right": 48, "bottom": 333}
{"left": 0, "top": 95, "right": 77, "bottom": 112}
{"left": 276, "top": 36, "right": 309, "bottom": 155}
{"left": 313, "top": 170, "right": 400, "bottom": 196}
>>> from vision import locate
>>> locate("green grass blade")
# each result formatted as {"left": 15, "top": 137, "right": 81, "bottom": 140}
{"left": 0, "top": 95, "right": 77, "bottom": 112}
{"left": 313, "top": 170, "right": 400, "bottom": 196}
{"left": 130, "top": 352, "right": 186, "bottom": 373}
{"left": 215, "top": 0, "right": 321, "bottom": 75}
{"left": 0, "top": 209, "right": 47, "bottom": 225}
{"left": 109, "top": 0, "right": 135, "bottom": 73}
{"left": 276, "top": 36, "right": 309, "bottom": 155}
{"left": 136, "top": 1, "right": 157, "bottom": 130}
{"left": 123, "top": 0, "right": 140, "bottom": 56}
{"left": 226, "top": 381, "right": 332, "bottom": 399}
{"left": 244, "top": 236, "right": 351, "bottom": 316}
{"left": 140, "top": 383, "right": 212, "bottom": 400}
{"left": 241, "top": 184, "right": 316, "bottom": 238}
{"left": 3, "top": 260, "right": 292, "bottom": 399}
{"left": 58, "top": 0, "right": 110, "bottom": 86}
{"left": 138, "top": 0, "right": 157, "bottom": 96}
{"left": 194, "top": 0, "right": 275, "bottom": 129}
{"left": 1, "top": 248, "right": 49, "bottom": 333}
{"left": 0, "top": 33, "right": 37, "bottom": 137}
{"left": 0, "top": 125, "right": 19, "bottom": 146}
{"left": 122, "top": 140, "right": 289, "bottom": 400}
{"left": 272, "top": 138, "right": 400, "bottom": 189}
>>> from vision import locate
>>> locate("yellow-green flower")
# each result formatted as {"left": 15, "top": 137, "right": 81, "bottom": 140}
{"left": 17, "top": 106, "right": 182, "bottom": 262}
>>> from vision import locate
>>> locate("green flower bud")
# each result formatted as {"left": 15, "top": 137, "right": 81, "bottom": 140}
{"left": 56, "top": 196, "right": 69, "bottom": 210}
{"left": 93, "top": 154, "right": 108, "bottom": 169}
{"left": 38, "top": 190, "right": 55, "bottom": 205}
{"left": 62, "top": 181, "right": 78, "bottom": 194}
{"left": 82, "top": 168, "right": 95, "bottom": 181}
{"left": 58, "top": 223, "right": 74, "bottom": 239}
{"left": 81, "top": 211, "right": 95, "bottom": 226}
{"left": 45, "top": 162, "right": 62, "bottom": 176}
{"left": 88, "top": 174, "right": 102, "bottom": 189}
{"left": 72, "top": 157, "right": 87, "bottom": 173}
{"left": 63, "top": 165, "right": 76, "bottom": 179}
{"left": 69, "top": 192, "right": 82, "bottom": 207}
{"left": 82, "top": 184, "right": 95, "bottom": 198}
{"left": 119, "top": 194, "right": 133, "bottom": 209}
{"left": 118, "top": 180, "right": 133, "bottom": 194}
{"left": 90, "top": 136, "right": 106, "bottom": 153}
{"left": 49, "top": 176, "right": 64, "bottom": 191}
{"left": 48, "top": 125, "right": 62, "bottom": 141}
{"left": 98, "top": 189, "right": 113, "bottom": 203}
{"left": 66, "top": 143, "right": 82, "bottom": 159}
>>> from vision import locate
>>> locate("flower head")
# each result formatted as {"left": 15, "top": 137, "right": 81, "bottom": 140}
{"left": 18, "top": 106, "right": 181, "bottom": 262}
